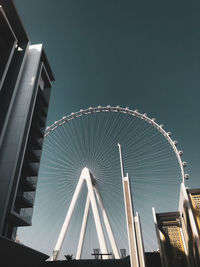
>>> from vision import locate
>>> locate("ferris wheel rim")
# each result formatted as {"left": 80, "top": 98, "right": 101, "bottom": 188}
{"left": 44, "top": 105, "right": 187, "bottom": 183}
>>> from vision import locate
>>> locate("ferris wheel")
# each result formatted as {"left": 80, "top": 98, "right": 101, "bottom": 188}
{"left": 17, "top": 105, "right": 188, "bottom": 260}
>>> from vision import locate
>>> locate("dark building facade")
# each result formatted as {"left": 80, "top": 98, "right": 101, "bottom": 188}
{"left": 0, "top": 0, "right": 54, "bottom": 239}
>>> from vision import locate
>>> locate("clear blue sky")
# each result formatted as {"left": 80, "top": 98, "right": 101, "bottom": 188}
{"left": 14, "top": 0, "right": 200, "bottom": 258}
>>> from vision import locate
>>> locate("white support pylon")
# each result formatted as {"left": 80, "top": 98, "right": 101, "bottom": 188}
{"left": 76, "top": 193, "right": 90, "bottom": 260}
{"left": 123, "top": 173, "right": 139, "bottom": 267}
{"left": 118, "top": 144, "right": 140, "bottom": 267}
{"left": 50, "top": 171, "right": 85, "bottom": 261}
{"left": 135, "top": 212, "right": 146, "bottom": 267}
{"left": 51, "top": 167, "right": 116, "bottom": 261}
{"left": 94, "top": 186, "right": 120, "bottom": 259}
{"left": 84, "top": 168, "right": 109, "bottom": 259}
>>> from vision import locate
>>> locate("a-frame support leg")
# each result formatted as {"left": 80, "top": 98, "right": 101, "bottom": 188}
{"left": 84, "top": 168, "right": 109, "bottom": 259}
{"left": 51, "top": 173, "right": 84, "bottom": 261}
{"left": 76, "top": 193, "right": 90, "bottom": 259}
{"left": 51, "top": 167, "right": 118, "bottom": 261}
{"left": 94, "top": 186, "right": 120, "bottom": 259}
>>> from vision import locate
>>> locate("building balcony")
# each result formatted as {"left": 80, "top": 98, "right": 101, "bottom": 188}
{"left": 32, "top": 111, "right": 46, "bottom": 128}
{"left": 26, "top": 176, "right": 37, "bottom": 190}
{"left": 34, "top": 123, "right": 45, "bottom": 138}
{"left": 20, "top": 176, "right": 37, "bottom": 192}
{"left": 9, "top": 208, "right": 32, "bottom": 227}
{"left": 16, "top": 192, "right": 34, "bottom": 208}
{"left": 37, "top": 113, "right": 46, "bottom": 127}
{"left": 27, "top": 162, "right": 40, "bottom": 176}
{"left": 38, "top": 86, "right": 48, "bottom": 107}
{"left": 30, "top": 149, "right": 42, "bottom": 163}
{"left": 30, "top": 136, "right": 43, "bottom": 150}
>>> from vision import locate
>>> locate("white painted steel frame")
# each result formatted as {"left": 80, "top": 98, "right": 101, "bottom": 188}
{"left": 84, "top": 168, "right": 109, "bottom": 259}
{"left": 76, "top": 193, "right": 90, "bottom": 259}
{"left": 50, "top": 170, "right": 85, "bottom": 261}
{"left": 45, "top": 105, "right": 187, "bottom": 183}
{"left": 94, "top": 186, "right": 120, "bottom": 259}
{"left": 135, "top": 212, "right": 146, "bottom": 267}
{"left": 118, "top": 143, "right": 139, "bottom": 267}
{"left": 51, "top": 167, "right": 119, "bottom": 261}
{"left": 123, "top": 174, "right": 140, "bottom": 267}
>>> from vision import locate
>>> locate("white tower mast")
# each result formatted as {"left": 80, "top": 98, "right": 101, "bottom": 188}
{"left": 118, "top": 143, "right": 146, "bottom": 267}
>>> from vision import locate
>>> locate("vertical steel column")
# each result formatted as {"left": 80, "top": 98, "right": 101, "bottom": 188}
{"left": 135, "top": 212, "right": 146, "bottom": 267}
{"left": 118, "top": 144, "right": 139, "bottom": 267}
